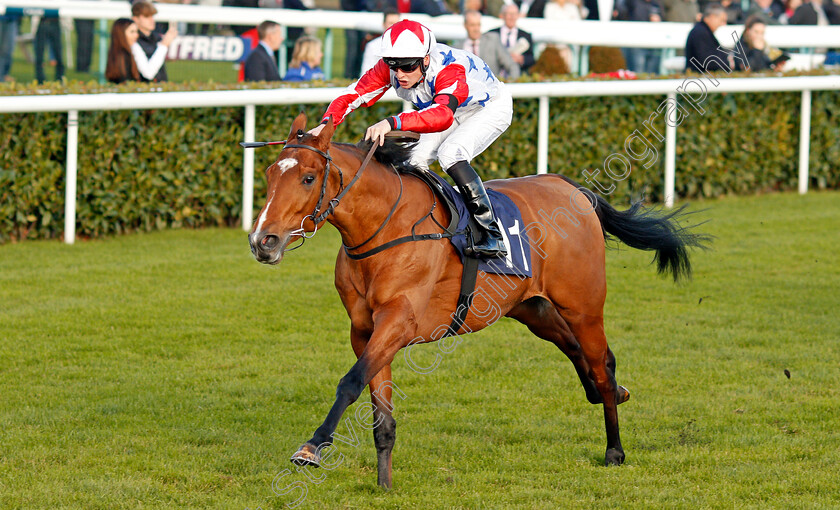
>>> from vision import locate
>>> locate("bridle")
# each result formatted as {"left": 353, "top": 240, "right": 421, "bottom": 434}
{"left": 280, "top": 138, "right": 399, "bottom": 253}
{"left": 246, "top": 131, "right": 454, "bottom": 257}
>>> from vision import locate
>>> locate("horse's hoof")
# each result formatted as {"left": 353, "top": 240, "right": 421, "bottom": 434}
{"left": 605, "top": 448, "right": 625, "bottom": 466}
{"left": 618, "top": 385, "right": 631, "bottom": 404}
{"left": 290, "top": 443, "right": 322, "bottom": 467}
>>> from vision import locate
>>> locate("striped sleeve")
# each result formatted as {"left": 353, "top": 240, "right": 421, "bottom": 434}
{"left": 392, "top": 64, "right": 469, "bottom": 133}
{"left": 322, "top": 60, "right": 392, "bottom": 126}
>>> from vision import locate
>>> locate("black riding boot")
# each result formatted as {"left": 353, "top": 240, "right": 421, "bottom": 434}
{"left": 446, "top": 161, "right": 507, "bottom": 259}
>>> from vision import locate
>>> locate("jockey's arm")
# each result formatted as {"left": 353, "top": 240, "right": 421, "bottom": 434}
{"left": 383, "top": 64, "right": 470, "bottom": 134}
{"left": 308, "top": 60, "right": 393, "bottom": 136}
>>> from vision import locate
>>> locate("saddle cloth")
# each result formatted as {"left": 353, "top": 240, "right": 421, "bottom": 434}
{"left": 428, "top": 172, "right": 532, "bottom": 278}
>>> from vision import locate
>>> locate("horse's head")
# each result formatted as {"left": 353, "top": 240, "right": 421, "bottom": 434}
{"left": 249, "top": 112, "right": 337, "bottom": 265}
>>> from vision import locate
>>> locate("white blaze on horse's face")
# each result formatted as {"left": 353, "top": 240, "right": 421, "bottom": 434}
{"left": 277, "top": 157, "right": 298, "bottom": 173}
{"left": 249, "top": 149, "right": 325, "bottom": 265}
{"left": 254, "top": 158, "right": 298, "bottom": 234}
{"left": 255, "top": 190, "right": 275, "bottom": 233}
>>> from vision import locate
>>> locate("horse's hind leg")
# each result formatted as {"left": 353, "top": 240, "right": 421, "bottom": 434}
{"left": 561, "top": 310, "right": 626, "bottom": 466}
{"left": 606, "top": 347, "right": 630, "bottom": 404}
{"left": 509, "top": 297, "right": 626, "bottom": 464}
{"left": 508, "top": 297, "right": 628, "bottom": 406}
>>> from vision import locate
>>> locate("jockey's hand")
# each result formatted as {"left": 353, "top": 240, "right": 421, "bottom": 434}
{"left": 365, "top": 119, "right": 392, "bottom": 146}
{"left": 308, "top": 123, "right": 326, "bottom": 137}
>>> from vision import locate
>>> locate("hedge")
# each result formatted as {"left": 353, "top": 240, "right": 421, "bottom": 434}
{"left": 1, "top": 73, "right": 838, "bottom": 243}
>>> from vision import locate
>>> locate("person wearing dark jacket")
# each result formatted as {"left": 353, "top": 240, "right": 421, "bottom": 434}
{"left": 734, "top": 15, "right": 789, "bottom": 71}
{"left": 131, "top": 1, "right": 176, "bottom": 82}
{"left": 490, "top": 4, "right": 536, "bottom": 73}
{"left": 685, "top": 4, "right": 732, "bottom": 72}
{"left": 623, "top": 0, "right": 664, "bottom": 74}
{"left": 789, "top": 0, "right": 840, "bottom": 24}
{"left": 244, "top": 21, "right": 283, "bottom": 81}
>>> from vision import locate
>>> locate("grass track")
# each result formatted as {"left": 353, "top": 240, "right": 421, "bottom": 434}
{"left": 1, "top": 191, "right": 839, "bottom": 509}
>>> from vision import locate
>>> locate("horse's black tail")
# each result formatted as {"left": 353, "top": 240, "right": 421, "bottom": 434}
{"left": 593, "top": 198, "right": 712, "bottom": 282}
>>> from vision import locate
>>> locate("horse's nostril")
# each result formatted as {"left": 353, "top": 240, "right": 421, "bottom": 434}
{"left": 261, "top": 234, "right": 280, "bottom": 250}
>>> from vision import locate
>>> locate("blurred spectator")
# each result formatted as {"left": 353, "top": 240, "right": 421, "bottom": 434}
{"left": 543, "top": 0, "right": 586, "bottom": 70}
{"left": 73, "top": 0, "right": 94, "bottom": 73}
{"left": 746, "top": 0, "right": 783, "bottom": 24}
{"left": 463, "top": 9, "right": 520, "bottom": 78}
{"left": 685, "top": 3, "right": 731, "bottom": 72}
{"left": 720, "top": 0, "right": 745, "bottom": 23}
{"left": 662, "top": 0, "right": 699, "bottom": 22}
{"left": 514, "top": 0, "right": 549, "bottom": 17}
{"left": 342, "top": 0, "right": 369, "bottom": 79}
{"left": 257, "top": 0, "right": 308, "bottom": 63}
{"left": 779, "top": 0, "right": 802, "bottom": 22}
{"left": 734, "top": 15, "right": 789, "bottom": 70}
{"left": 131, "top": 1, "right": 178, "bottom": 82}
{"left": 464, "top": 0, "right": 484, "bottom": 13}
{"left": 224, "top": 0, "right": 306, "bottom": 57}
{"left": 623, "top": 0, "right": 664, "bottom": 74}
{"left": 789, "top": 0, "right": 840, "bottom": 23}
{"left": 584, "top": 0, "right": 600, "bottom": 18}
{"left": 0, "top": 9, "right": 20, "bottom": 81}
{"left": 360, "top": 9, "right": 400, "bottom": 73}
{"left": 490, "top": 4, "right": 535, "bottom": 73}
{"left": 223, "top": 0, "right": 258, "bottom": 35}
{"left": 464, "top": 0, "right": 503, "bottom": 15}
{"left": 244, "top": 20, "right": 284, "bottom": 81}
{"left": 411, "top": 0, "right": 453, "bottom": 15}
{"left": 283, "top": 36, "right": 325, "bottom": 81}
{"left": 544, "top": 0, "right": 588, "bottom": 19}
{"left": 105, "top": 18, "right": 141, "bottom": 83}
{"left": 34, "top": 16, "right": 63, "bottom": 84}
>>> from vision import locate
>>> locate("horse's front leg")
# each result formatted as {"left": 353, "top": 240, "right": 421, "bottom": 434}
{"left": 290, "top": 298, "right": 415, "bottom": 475}
{"left": 350, "top": 327, "right": 399, "bottom": 489}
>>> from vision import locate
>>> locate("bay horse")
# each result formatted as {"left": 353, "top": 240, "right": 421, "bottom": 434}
{"left": 248, "top": 113, "right": 707, "bottom": 489}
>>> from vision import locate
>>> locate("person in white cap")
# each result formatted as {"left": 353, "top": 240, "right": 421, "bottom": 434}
{"left": 309, "top": 19, "right": 512, "bottom": 259}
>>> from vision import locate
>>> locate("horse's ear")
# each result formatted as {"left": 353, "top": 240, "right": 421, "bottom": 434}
{"left": 287, "top": 112, "right": 308, "bottom": 141}
{"left": 314, "top": 116, "right": 336, "bottom": 150}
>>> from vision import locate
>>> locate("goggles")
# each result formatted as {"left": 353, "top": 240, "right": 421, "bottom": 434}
{"left": 384, "top": 57, "right": 424, "bottom": 73}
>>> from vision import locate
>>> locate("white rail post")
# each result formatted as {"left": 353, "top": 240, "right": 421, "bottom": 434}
{"left": 64, "top": 110, "right": 79, "bottom": 244}
{"left": 664, "top": 92, "right": 676, "bottom": 208}
{"left": 798, "top": 89, "right": 811, "bottom": 195}
{"left": 537, "top": 95, "right": 549, "bottom": 174}
{"left": 242, "top": 104, "right": 256, "bottom": 231}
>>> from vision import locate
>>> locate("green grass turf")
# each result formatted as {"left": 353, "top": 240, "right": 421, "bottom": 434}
{"left": 1, "top": 191, "right": 839, "bottom": 509}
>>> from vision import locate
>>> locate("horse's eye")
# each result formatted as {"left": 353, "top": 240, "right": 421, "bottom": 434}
{"left": 302, "top": 175, "right": 316, "bottom": 185}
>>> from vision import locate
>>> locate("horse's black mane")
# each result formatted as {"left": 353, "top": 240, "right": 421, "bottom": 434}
{"left": 335, "top": 137, "right": 423, "bottom": 175}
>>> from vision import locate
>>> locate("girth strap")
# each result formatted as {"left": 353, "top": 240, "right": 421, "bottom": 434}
{"left": 445, "top": 252, "right": 480, "bottom": 337}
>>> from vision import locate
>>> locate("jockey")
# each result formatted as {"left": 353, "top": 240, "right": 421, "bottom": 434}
{"left": 309, "top": 19, "right": 511, "bottom": 259}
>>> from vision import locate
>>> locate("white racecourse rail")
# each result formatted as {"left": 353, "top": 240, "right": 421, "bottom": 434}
{"left": 3, "top": 0, "right": 839, "bottom": 76}
{"left": 0, "top": 75, "right": 838, "bottom": 244}
{"left": 3, "top": 0, "right": 840, "bottom": 49}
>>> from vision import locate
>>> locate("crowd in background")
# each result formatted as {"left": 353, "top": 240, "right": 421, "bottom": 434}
{"left": 0, "top": 0, "right": 838, "bottom": 84}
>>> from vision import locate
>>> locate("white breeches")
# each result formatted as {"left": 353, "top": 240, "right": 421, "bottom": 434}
{"left": 408, "top": 86, "right": 513, "bottom": 171}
